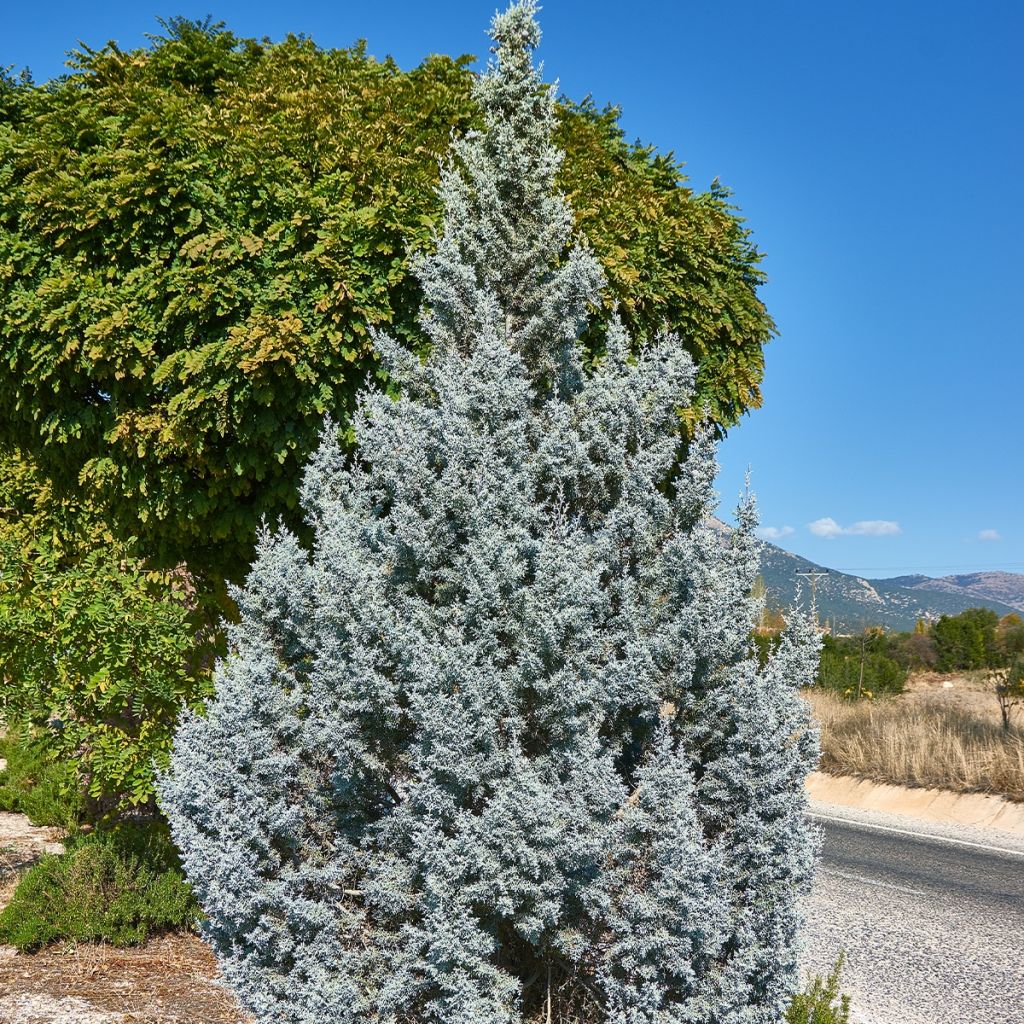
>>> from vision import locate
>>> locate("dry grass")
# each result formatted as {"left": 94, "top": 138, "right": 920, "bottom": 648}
{"left": 807, "top": 688, "right": 1024, "bottom": 802}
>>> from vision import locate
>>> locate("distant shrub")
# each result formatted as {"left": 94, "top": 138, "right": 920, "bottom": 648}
{"left": 996, "top": 614, "right": 1024, "bottom": 661}
{"left": 0, "top": 825, "right": 198, "bottom": 950}
{"left": 993, "top": 656, "right": 1024, "bottom": 731}
{"left": 0, "top": 729, "right": 83, "bottom": 829}
{"left": 786, "top": 955, "right": 851, "bottom": 1024}
{"left": 886, "top": 629, "right": 938, "bottom": 671}
{"left": 932, "top": 608, "right": 1000, "bottom": 671}
{"left": 818, "top": 631, "right": 907, "bottom": 697}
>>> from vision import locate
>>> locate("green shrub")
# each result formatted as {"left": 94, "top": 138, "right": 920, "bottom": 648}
{"left": 0, "top": 498, "right": 215, "bottom": 819}
{"left": 0, "top": 729, "right": 83, "bottom": 829}
{"left": 0, "top": 825, "right": 199, "bottom": 951}
{"left": 786, "top": 955, "right": 852, "bottom": 1024}
{"left": 932, "top": 608, "right": 1001, "bottom": 671}
{"left": 818, "top": 632, "right": 907, "bottom": 698}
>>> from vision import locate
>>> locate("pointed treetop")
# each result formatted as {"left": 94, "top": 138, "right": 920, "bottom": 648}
{"left": 408, "top": 0, "right": 604, "bottom": 392}
{"left": 489, "top": 0, "right": 542, "bottom": 53}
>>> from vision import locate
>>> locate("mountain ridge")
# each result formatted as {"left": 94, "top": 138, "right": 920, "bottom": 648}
{"left": 890, "top": 571, "right": 1024, "bottom": 614}
{"left": 745, "top": 531, "right": 1024, "bottom": 632}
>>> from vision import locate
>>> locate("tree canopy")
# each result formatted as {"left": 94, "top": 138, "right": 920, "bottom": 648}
{"left": 932, "top": 607, "right": 1000, "bottom": 672}
{"left": 0, "top": 18, "right": 773, "bottom": 581}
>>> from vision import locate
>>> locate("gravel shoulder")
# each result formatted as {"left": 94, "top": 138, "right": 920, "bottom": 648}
{"left": 804, "top": 800, "right": 1024, "bottom": 1024}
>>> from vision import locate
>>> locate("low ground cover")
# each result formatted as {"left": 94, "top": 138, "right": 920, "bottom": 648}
{"left": 0, "top": 827, "right": 198, "bottom": 952}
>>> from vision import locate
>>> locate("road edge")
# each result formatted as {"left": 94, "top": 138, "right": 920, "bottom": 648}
{"left": 806, "top": 771, "right": 1024, "bottom": 836}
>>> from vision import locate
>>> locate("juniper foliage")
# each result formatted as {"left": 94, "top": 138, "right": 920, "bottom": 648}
{"left": 161, "top": 4, "right": 820, "bottom": 1022}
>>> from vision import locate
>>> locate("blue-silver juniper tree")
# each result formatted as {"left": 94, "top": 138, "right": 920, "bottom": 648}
{"left": 161, "top": 3, "right": 821, "bottom": 1022}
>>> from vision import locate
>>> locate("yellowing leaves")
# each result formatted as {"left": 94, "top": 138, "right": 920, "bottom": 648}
{"left": 239, "top": 234, "right": 263, "bottom": 256}
{"left": 0, "top": 28, "right": 772, "bottom": 582}
{"left": 179, "top": 230, "right": 228, "bottom": 261}
{"left": 236, "top": 314, "right": 306, "bottom": 376}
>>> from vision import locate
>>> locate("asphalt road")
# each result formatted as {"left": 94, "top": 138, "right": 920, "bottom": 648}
{"left": 803, "top": 805, "right": 1024, "bottom": 1024}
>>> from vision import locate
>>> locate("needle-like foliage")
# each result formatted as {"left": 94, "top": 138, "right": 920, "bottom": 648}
{"left": 161, "top": 5, "right": 820, "bottom": 1022}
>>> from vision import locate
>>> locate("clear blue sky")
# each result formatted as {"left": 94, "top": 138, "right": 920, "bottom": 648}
{"left": 5, "top": 1, "right": 1022, "bottom": 579}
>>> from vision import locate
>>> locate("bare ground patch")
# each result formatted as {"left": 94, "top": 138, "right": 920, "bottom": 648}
{"left": 902, "top": 670, "right": 1005, "bottom": 722}
{"left": 0, "top": 934, "right": 251, "bottom": 1024}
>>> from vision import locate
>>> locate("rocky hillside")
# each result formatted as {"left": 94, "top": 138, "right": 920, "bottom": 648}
{"left": 751, "top": 535, "right": 1022, "bottom": 633}
{"left": 878, "top": 572, "right": 1024, "bottom": 614}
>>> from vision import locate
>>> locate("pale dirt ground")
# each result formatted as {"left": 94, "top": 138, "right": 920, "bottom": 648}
{"left": 900, "top": 669, "right": 1004, "bottom": 720}
{"left": 0, "top": 934, "right": 250, "bottom": 1024}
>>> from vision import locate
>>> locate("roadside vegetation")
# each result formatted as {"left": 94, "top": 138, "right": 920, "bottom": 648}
{"left": 808, "top": 688, "right": 1024, "bottom": 802}
{"left": 752, "top": 605, "right": 1024, "bottom": 800}
{"left": 786, "top": 956, "right": 851, "bottom": 1024}
{"left": 812, "top": 608, "right": 1023, "bottom": 703}
{"left": 0, "top": 9, "right": 987, "bottom": 1023}
{"left": 816, "top": 630, "right": 909, "bottom": 698}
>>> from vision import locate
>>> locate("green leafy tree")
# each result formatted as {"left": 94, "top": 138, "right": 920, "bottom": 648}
{"left": 0, "top": 17, "right": 773, "bottom": 583}
{"left": 932, "top": 608, "right": 1000, "bottom": 672}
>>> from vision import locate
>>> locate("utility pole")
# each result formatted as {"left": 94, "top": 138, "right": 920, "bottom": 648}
{"left": 795, "top": 570, "right": 828, "bottom": 623}
{"left": 857, "top": 630, "right": 866, "bottom": 699}
{"left": 856, "top": 617, "right": 871, "bottom": 699}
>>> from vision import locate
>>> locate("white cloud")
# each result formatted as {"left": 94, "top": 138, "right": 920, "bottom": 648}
{"left": 978, "top": 529, "right": 1002, "bottom": 542}
{"left": 757, "top": 525, "right": 795, "bottom": 541}
{"left": 848, "top": 520, "right": 902, "bottom": 537}
{"left": 808, "top": 517, "right": 901, "bottom": 539}
{"left": 808, "top": 517, "right": 843, "bottom": 539}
